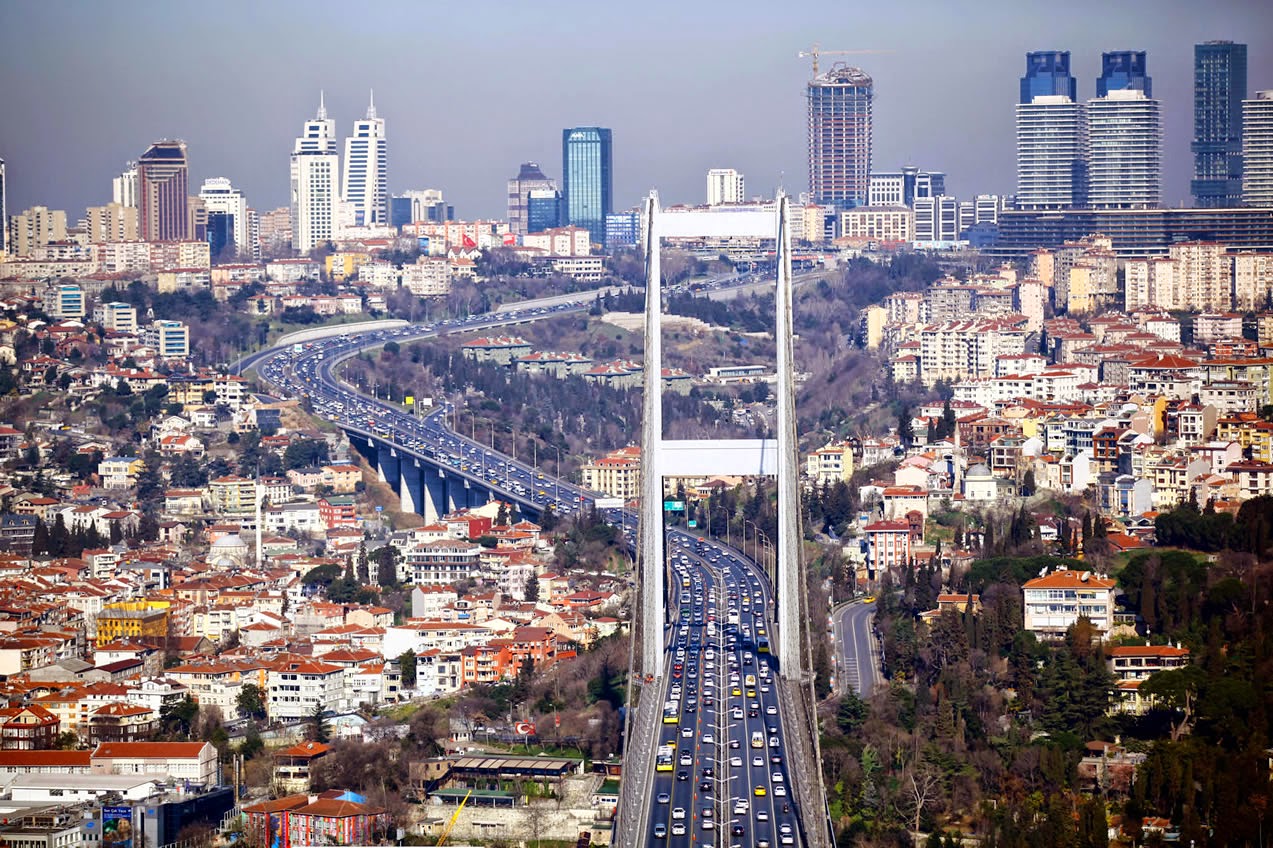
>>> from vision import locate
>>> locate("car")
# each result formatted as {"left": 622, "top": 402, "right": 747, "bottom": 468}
{"left": 701, "top": 818, "right": 715, "bottom": 831}
{"left": 772, "top": 772, "right": 785, "bottom": 783}
{"left": 657, "top": 792, "right": 670, "bottom": 804}
{"left": 730, "top": 755, "right": 743, "bottom": 767}
{"left": 702, "top": 733, "right": 714, "bottom": 744}
{"left": 753, "top": 755, "right": 764, "bottom": 767}
{"left": 671, "top": 823, "right": 686, "bottom": 836}
{"left": 653, "top": 823, "right": 667, "bottom": 839}
{"left": 754, "top": 785, "right": 767, "bottom": 796}
{"left": 756, "top": 809, "right": 770, "bottom": 821}
{"left": 731, "top": 825, "right": 746, "bottom": 837}
{"left": 702, "top": 767, "right": 714, "bottom": 778}
{"left": 774, "top": 783, "right": 787, "bottom": 797}
{"left": 680, "top": 753, "right": 692, "bottom": 766}
{"left": 769, "top": 736, "right": 780, "bottom": 748}
{"left": 700, "top": 779, "right": 712, "bottom": 792}
{"left": 766, "top": 705, "right": 777, "bottom": 715}
{"left": 672, "top": 807, "right": 686, "bottom": 820}
{"left": 676, "top": 770, "right": 688, "bottom": 781}
{"left": 681, "top": 726, "right": 692, "bottom": 738}
{"left": 729, "top": 738, "right": 741, "bottom": 749}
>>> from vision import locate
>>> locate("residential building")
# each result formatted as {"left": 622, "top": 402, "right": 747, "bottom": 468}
{"left": 267, "top": 658, "right": 348, "bottom": 719}
{"left": 808, "top": 64, "right": 873, "bottom": 207}
{"left": 274, "top": 740, "right": 329, "bottom": 793}
{"left": 208, "top": 475, "right": 257, "bottom": 514}
{"left": 582, "top": 446, "right": 642, "bottom": 500}
{"left": 507, "top": 163, "right": 557, "bottom": 235}
{"left": 1192, "top": 41, "right": 1247, "bottom": 208}
{"left": 706, "top": 168, "right": 745, "bottom": 205}
{"left": 90, "top": 741, "right": 218, "bottom": 787}
{"left": 291, "top": 93, "right": 341, "bottom": 254}
{"left": 85, "top": 202, "right": 139, "bottom": 242}
{"left": 0, "top": 706, "right": 59, "bottom": 750}
{"left": 839, "top": 206, "right": 914, "bottom": 243}
{"left": 1086, "top": 89, "right": 1161, "bottom": 210}
{"left": 863, "top": 519, "right": 913, "bottom": 576}
{"left": 1021, "top": 569, "right": 1117, "bottom": 639}
{"left": 144, "top": 320, "right": 190, "bottom": 358}
{"left": 7, "top": 206, "right": 67, "bottom": 257}
{"left": 96, "top": 301, "right": 138, "bottom": 333}
{"left": 342, "top": 92, "right": 388, "bottom": 228}
{"left": 137, "top": 140, "right": 190, "bottom": 242}
{"left": 1016, "top": 95, "right": 1087, "bottom": 210}
{"left": 1244, "top": 91, "right": 1273, "bottom": 207}
{"left": 562, "top": 127, "right": 612, "bottom": 245}
{"left": 806, "top": 442, "right": 855, "bottom": 487}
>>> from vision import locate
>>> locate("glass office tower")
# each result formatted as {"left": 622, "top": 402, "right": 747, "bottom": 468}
{"left": 1097, "top": 51, "right": 1151, "bottom": 97}
{"left": 1192, "top": 41, "right": 1247, "bottom": 207}
{"left": 562, "top": 127, "right": 613, "bottom": 245}
{"left": 1020, "top": 51, "right": 1076, "bottom": 103}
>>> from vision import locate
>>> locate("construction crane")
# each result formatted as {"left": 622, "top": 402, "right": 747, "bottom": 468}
{"left": 798, "top": 44, "right": 892, "bottom": 77}
{"left": 435, "top": 790, "right": 472, "bottom": 846}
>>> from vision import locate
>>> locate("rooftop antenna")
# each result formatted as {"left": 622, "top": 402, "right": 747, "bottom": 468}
{"left": 317, "top": 90, "right": 328, "bottom": 121}
{"left": 366, "top": 89, "right": 377, "bottom": 120}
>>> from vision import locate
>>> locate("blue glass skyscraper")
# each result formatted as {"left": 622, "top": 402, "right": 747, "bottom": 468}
{"left": 1097, "top": 51, "right": 1151, "bottom": 97}
{"left": 562, "top": 127, "right": 613, "bottom": 246}
{"left": 1020, "top": 51, "right": 1076, "bottom": 103}
{"left": 1192, "top": 41, "right": 1247, "bottom": 207}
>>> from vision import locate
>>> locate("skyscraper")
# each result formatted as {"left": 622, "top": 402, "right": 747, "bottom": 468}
{"left": 562, "top": 127, "right": 612, "bottom": 245}
{"left": 1244, "top": 91, "right": 1273, "bottom": 207}
{"left": 1193, "top": 41, "right": 1248, "bottom": 207}
{"left": 807, "top": 64, "right": 873, "bottom": 208}
{"left": 342, "top": 91, "right": 388, "bottom": 228}
{"left": 137, "top": 140, "right": 189, "bottom": 242}
{"left": 706, "top": 169, "right": 746, "bottom": 206}
{"left": 1020, "top": 51, "right": 1076, "bottom": 103}
{"left": 1087, "top": 89, "right": 1161, "bottom": 210}
{"left": 113, "top": 162, "right": 138, "bottom": 208}
{"left": 507, "top": 163, "right": 558, "bottom": 235}
{"left": 291, "top": 93, "right": 340, "bottom": 254}
{"left": 0, "top": 158, "right": 6, "bottom": 256}
{"left": 1097, "top": 51, "right": 1151, "bottom": 97}
{"left": 1016, "top": 96, "right": 1087, "bottom": 210}
{"left": 199, "top": 177, "right": 248, "bottom": 259}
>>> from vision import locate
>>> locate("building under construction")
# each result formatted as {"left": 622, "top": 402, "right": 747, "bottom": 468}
{"left": 808, "top": 64, "right": 874, "bottom": 208}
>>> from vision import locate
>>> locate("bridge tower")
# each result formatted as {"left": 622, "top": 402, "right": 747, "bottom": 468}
{"left": 635, "top": 191, "right": 804, "bottom": 677}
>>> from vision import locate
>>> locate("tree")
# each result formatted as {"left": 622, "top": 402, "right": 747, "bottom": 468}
{"left": 1139, "top": 665, "right": 1205, "bottom": 741}
{"left": 899, "top": 766, "right": 943, "bottom": 846}
{"left": 496, "top": 501, "right": 510, "bottom": 527}
{"left": 308, "top": 703, "right": 330, "bottom": 743}
{"left": 835, "top": 691, "right": 869, "bottom": 734}
{"left": 524, "top": 572, "right": 540, "bottom": 602}
{"left": 372, "top": 545, "right": 400, "bottom": 587}
{"left": 160, "top": 695, "right": 199, "bottom": 737}
{"left": 539, "top": 503, "right": 558, "bottom": 532}
{"left": 236, "top": 684, "right": 267, "bottom": 721}
{"left": 399, "top": 649, "right": 417, "bottom": 689}
{"left": 898, "top": 407, "right": 915, "bottom": 448}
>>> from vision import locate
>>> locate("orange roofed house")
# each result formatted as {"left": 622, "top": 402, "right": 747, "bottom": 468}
{"left": 243, "top": 791, "right": 390, "bottom": 848}
{"left": 1021, "top": 569, "right": 1116, "bottom": 640}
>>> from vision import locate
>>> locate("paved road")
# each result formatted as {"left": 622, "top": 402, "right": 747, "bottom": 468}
{"left": 831, "top": 601, "right": 881, "bottom": 699}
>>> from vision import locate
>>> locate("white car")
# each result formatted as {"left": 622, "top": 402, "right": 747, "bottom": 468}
{"left": 752, "top": 755, "right": 764, "bottom": 767}
{"left": 730, "top": 756, "right": 743, "bottom": 767}
{"left": 672, "top": 807, "right": 686, "bottom": 820}
{"left": 756, "top": 809, "right": 770, "bottom": 822}
{"left": 671, "top": 823, "right": 686, "bottom": 836}
{"left": 774, "top": 783, "right": 788, "bottom": 797}
{"left": 702, "top": 733, "right": 714, "bottom": 744}
{"left": 766, "top": 705, "right": 777, "bottom": 715}
{"left": 772, "top": 772, "right": 784, "bottom": 783}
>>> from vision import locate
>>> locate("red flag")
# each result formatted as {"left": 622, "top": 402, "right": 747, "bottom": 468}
{"left": 462, "top": 235, "right": 477, "bottom": 248}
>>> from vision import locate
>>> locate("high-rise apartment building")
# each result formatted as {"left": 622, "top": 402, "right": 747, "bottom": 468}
{"left": 137, "top": 141, "right": 190, "bottom": 242}
{"left": 199, "top": 177, "right": 248, "bottom": 260}
{"left": 85, "top": 203, "right": 139, "bottom": 243}
{"left": 291, "top": 94, "right": 340, "bottom": 255}
{"left": 507, "top": 163, "right": 558, "bottom": 235}
{"left": 562, "top": 127, "right": 613, "bottom": 245}
{"left": 1244, "top": 91, "right": 1273, "bottom": 207}
{"left": 1021, "top": 51, "right": 1076, "bottom": 103}
{"left": 1087, "top": 89, "right": 1161, "bottom": 209}
{"left": 1016, "top": 96, "right": 1087, "bottom": 210}
{"left": 1192, "top": 41, "right": 1247, "bottom": 207}
{"left": 7, "top": 206, "right": 67, "bottom": 257}
{"left": 1097, "top": 51, "right": 1151, "bottom": 97}
{"left": 113, "top": 163, "right": 138, "bottom": 208}
{"left": 808, "top": 65, "right": 873, "bottom": 208}
{"left": 342, "top": 92, "right": 388, "bottom": 228}
{"left": 706, "top": 169, "right": 745, "bottom": 206}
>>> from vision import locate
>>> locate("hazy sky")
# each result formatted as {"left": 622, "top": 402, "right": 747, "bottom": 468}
{"left": 3, "top": 0, "right": 1272, "bottom": 221}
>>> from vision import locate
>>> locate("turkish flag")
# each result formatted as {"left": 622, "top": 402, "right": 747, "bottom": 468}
{"left": 462, "top": 235, "right": 477, "bottom": 248}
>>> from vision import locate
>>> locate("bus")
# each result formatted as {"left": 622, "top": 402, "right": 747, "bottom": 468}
{"left": 655, "top": 744, "right": 676, "bottom": 772}
{"left": 663, "top": 702, "right": 680, "bottom": 725}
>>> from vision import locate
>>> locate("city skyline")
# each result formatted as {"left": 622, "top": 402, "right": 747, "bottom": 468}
{"left": 2, "top": 0, "right": 1272, "bottom": 221}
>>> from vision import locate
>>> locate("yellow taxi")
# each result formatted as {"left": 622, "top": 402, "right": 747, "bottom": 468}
{"left": 754, "top": 785, "right": 767, "bottom": 797}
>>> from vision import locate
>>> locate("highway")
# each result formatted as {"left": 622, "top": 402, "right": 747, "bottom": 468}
{"left": 646, "top": 531, "right": 801, "bottom": 847}
{"left": 831, "top": 601, "right": 881, "bottom": 699}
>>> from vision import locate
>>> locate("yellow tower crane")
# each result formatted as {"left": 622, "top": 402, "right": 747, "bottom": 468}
{"left": 435, "top": 790, "right": 472, "bottom": 846}
{"left": 798, "top": 44, "right": 892, "bottom": 77}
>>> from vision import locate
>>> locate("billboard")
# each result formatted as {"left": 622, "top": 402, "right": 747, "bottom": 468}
{"left": 103, "top": 806, "right": 134, "bottom": 848}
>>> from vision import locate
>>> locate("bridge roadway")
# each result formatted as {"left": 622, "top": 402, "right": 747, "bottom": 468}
{"left": 242, "top": 278, "right": 817, "bottom": 846}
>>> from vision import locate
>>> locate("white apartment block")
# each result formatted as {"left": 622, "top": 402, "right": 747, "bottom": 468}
{"left": 1021, "top": 569, "right": 1116, "bottom": 640}
{"left": 1234, "top": 252, "right": 1273, "bottom": 311}
{"left": 918, "top": 318, "right": 1028, "bottom": 386}
{"left": 706, "top": 169, "right": 745, "bottom": 206}
{"left": 1086, "top": 90, "right": 1161, "bottom": 210}
{"left": 266, "top": 658, "right": 348, "bottom": 720}
{"left": 1243, "top": 91, "right": 1273, "bottom": 207}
